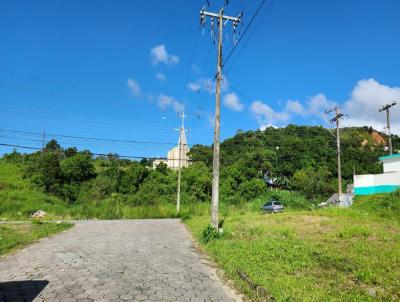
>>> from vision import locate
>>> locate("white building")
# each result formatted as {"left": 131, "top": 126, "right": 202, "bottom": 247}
{"left": 354, "top": 154, "right": 400, "bottom": 195}
{"left": 153, "top": 115, "right": 190, "bottom": 171}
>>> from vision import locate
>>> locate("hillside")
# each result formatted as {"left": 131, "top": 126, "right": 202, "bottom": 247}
{"left": 190, "top": 125, "right": 399, "bottom": 200}
{"left": 0, "top": 125, "right": 399, "bottom": 220}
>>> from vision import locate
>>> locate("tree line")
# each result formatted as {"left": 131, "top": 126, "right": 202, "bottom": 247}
{"left": 2, "top": 125, "right": 397, "bottom": 207}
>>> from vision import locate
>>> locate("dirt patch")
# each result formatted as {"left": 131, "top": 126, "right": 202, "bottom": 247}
{"left": 371, "top": 131, "right": 386, "bottom": 145}
{"left": 272, "top": 215, "right": 334, "bottom": 238}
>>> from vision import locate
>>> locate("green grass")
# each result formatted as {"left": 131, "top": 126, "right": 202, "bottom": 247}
{"left": 0, "top": 221, "right": 73, "bottom": 256}
{"left": 185, "top": 193, "right": 400, "bottom": 302}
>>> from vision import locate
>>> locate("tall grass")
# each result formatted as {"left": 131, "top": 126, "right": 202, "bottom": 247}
{"left": 0, "top": 161, "right": 31, "bottom": 190}
{"left": 352, "top": 190, "right": 400, "bottom": 220}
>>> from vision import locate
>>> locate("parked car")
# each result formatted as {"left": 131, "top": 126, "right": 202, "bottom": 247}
{"left": 261, "top": 200, "right": 284, "bottom": 213}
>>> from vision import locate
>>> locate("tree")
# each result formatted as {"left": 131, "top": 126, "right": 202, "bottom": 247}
{"left": 237, "top": 178, "right": 266, "bottom": 201}
{"left": 188, "top": 145, "right": 213, "bottom": 167}
{"left": 182, "top": 162, "right": 211, "bottom": 203}
{"left": 61, "top": 153, "right": 96, "bottom": 184}
{"left": 64, "top": 147, "right": 77, "bottom": 158}
{"left": 119, "top": 163, "right": 149, "bottom": 194}
{"left": 39, "top": 152, "right": 63, "bottom": 193}
{"left": 44, "top": 139, "right": 62, "bottom": 153}
{"left": 155, "top": 162, "right": 169, "bottom": 175}
{"left": 129, "top": 170, "right": 175, "bottom": 205}
{"left": 292, "top": 166, "right": 335, "bottom": 199}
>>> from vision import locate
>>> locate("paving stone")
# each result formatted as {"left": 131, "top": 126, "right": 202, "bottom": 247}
{"left": 0, "top": 220, "right": 241, "bottom": 301}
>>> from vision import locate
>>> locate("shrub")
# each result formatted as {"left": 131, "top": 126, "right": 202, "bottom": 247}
{"left": 237, "top": 178, "right": 266, "bottom": 202}
{"left": 202, "top": 225, "right": 221, "bottom": 243}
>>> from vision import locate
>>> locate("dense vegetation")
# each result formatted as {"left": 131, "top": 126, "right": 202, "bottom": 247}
{"left": 186, "top": 191, "right": 400, "bottom": 301}
{"left": 0, "top": 125, "right": 398, "bottom": 220}
{"left": 191, "top": 125, "right": 398, "bottom": 200}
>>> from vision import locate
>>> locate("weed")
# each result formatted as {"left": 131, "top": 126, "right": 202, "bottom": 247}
{"left": 202, "top": 225, "right": 221, "bottom": 243}
{"left": 337, "top": 226, "right": 372, "bottom": 239}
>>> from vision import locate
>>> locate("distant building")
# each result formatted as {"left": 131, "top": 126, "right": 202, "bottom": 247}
{"left": 153, "top": 114, "right": 190, "bottom": 171}
{"left": 354, "top": 154, "right": 400, "bottom": 195}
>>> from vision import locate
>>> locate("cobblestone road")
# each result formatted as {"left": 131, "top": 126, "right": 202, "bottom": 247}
{"left": 0, "top": 220, "right": 241, "bottom": 302}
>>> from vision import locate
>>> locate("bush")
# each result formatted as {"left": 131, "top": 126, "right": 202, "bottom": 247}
{"left": 182, "top": 162, "right": 211, "bottom": 203}
{"left": 202, "top": 225, "right": 221, "bottom": 243}
{"left": 61, "top": 153, "right": 96, "bottom": 184}
{"left": 292, "top": 166, "right": 335, "bottom": 200}
{"left": 237, "top": 178, "right": 266, "bottom": 201}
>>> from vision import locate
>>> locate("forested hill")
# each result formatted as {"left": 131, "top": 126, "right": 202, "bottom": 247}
{"left": 1, "top": 125, "right": 399, "bottom": 220}
{"left": 189, "top": 125, "right": 399, "bottom": 198}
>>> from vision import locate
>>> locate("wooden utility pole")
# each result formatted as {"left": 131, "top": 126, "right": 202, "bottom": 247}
{"left": 176, "top": 112, "right": 186, "bottom": 214}
{"left": 325, "top": 107, "right": 344, "bottom": 201}
{"left": 379, "top": 102, "right": 397, "bottom": 155}
{"left": 200, "top": 8, "right": 242, "bottom": 229}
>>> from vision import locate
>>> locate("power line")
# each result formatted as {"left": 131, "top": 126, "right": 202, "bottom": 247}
{"left": 0, "top": 106, "right": 189, "bottom": 132}
{"left": 224, "top": 0, "right": 274, "bottom": 75}
{"left": 0, "top": 128, "right": 191, "bottom": 147}
{"left": 223, "top": 0, "right": 270, "bottom": 70}
{"left": 0, "top": 142, "right": 193, "bottom": 162}
{"left": 0, "top": 107, "right": 219, "bottom": 137}
{"left": 0, "top": 125, "right": 368, "bottom": 144}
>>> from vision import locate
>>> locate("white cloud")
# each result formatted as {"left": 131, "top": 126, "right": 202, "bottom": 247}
{"left": 150, "top": 44, "right": 179, "bottom": 66}
{"left": 158, "top": 94, "right": 184, "bottom": 113}
{"left": 307, "top": 94, "right": 336, "bottom": 116}
{"left": 188, "top": 82, "right": 202, "bottom": 92}
{"left": 221, "top": 75, "right": 229, "bottom": 92}
{"left": 155, "top": 73, "right": 166, "bottom": 81}
{"left": 207, "top": 113, "right": 215, "bottom": 127}
{"left": 260, "top": 124, "right": 280, "bottom": 131}
{"left": 188, "top": 78, "right": 214, "bottom": 94}
{"left": 192, "top": 64, "right": 201, "bottom": 74}
{"left": 188, "top": 76, "right": 228, "bottom": 94}
{"left": 248, "top": 94, "right": 336, "bottom": 128}
{"left": 250, "top": 100, "right": 289, "bottom": 127}
{"left": 223, "top": 93, "right": 244, "bottom": 112}
{"left": 285, "top": 100, "right": 307, "bottom": 116}
{"left": 127, "top": 78, "right": 141, "bottom": 98}
{"left": 246, "top": 78, "right": 400, "bottom": 134}
{"left": 343, "top": 78, "right": 400, "bottom": 134}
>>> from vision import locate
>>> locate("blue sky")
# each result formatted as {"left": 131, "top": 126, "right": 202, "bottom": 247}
{"left": 1, "top": 0, "right": 400, "bottom": 158}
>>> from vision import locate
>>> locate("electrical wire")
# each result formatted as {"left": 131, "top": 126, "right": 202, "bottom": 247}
{"left": 0, "top": 142, "right": 192, "bottom": 161}
{"left": 223, "top": 0, "right": 273, "bottom": 71}
{"left": 0, "top": 128, "right": 191, "bottom": 147}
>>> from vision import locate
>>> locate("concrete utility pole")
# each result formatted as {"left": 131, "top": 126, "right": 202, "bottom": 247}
{"left": 42, "top": 130, "right": 46, "bottom": 154}
{"left": 200, "top": 8, "right": 242, "bottom": 229}
{"left": 379, "top": 101, "right": 397, "bottom": 155}
{"left": 176, "top": 112, "right": 186, "bottom": 214}
{"left": 325, "top": 107, "right": 344, "bottom": 201}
